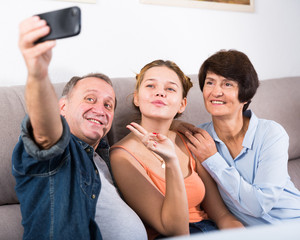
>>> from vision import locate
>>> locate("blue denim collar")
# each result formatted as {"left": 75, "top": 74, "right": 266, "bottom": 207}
{"left": 72, "top": 135, "right": 110, "bottom": 151}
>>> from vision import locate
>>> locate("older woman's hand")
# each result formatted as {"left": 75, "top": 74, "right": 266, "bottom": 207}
{"left": 174, "top": 121, "right": 217, "bottom": 163}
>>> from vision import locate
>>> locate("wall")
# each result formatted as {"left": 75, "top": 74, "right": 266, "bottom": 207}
{"left": 1, "top": 0, "right": 300, "bottom": 86}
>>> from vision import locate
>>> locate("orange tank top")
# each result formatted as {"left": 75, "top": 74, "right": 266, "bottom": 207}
{"left": 111, "top": 133, "right": 208, "bottom": 239}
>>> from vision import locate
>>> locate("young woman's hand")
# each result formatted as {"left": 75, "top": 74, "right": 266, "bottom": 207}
{"left": 127, "top": 122, "right": 177, "bottom": 162}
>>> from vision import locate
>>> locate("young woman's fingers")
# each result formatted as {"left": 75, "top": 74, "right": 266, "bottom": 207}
{"left": 146, "top": 140, "right": 157, "bottom": 150}
{"left": 153, "top": 133, "right": 167, "bottom": 141}
{"left": 127, "top": 123, "right": 152, "bottom": 147}
{"left": 129, "top": 122, "right": 148, "bottom": 135}
{"left": 126, "top": 124, "right": 144, "bottom": 140}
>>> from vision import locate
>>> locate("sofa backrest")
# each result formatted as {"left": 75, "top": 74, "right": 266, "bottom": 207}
{"left": 0, "top": 76, "right": 299, "bottom": 206}
{"left": 0, "top": 85, "right": 26, "bottom": 205}
{"left": 250, "top": 77, "right": 300, "bottom": 160}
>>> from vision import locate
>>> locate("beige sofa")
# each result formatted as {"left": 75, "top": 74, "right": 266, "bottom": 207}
{"left": 1, "top": 75, "right": 299, "bottom": 239}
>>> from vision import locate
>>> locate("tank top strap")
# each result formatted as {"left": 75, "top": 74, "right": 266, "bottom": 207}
{"left": 176, "top": 132, "right": 196, "bottom": 170}
{"left": 110, "top": 145, "right": 148, "bottom": 169}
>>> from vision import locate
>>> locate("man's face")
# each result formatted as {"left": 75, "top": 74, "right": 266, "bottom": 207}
{"left": 60, "top": 77, "right": 115, "bottom": 148}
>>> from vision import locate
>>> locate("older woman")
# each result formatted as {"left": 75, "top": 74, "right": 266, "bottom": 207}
{"left": 177, "top": 49, "right": 300, "bottom": 226}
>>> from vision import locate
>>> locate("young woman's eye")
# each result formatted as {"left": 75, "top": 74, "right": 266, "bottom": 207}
{"left": 146, "top": 84, "right": 154, "bottom": 88}
{"left": 166, "top": 87, "right": 176, "bottom": 92}
{"left": 205, "top": 80, "right": 213, "bottom": 85}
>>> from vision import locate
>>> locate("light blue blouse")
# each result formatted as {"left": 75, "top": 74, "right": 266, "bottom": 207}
{"left": 199, "top": 110, "right": 300, "bottom": 226}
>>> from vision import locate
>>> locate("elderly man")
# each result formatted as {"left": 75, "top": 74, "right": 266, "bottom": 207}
{"left": 12, "top": 16, "right": 146, "bottom": 240}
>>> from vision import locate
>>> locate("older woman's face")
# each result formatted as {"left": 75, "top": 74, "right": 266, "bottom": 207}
{"left": 202, "top": 72, "right": 245, "bottom": 118}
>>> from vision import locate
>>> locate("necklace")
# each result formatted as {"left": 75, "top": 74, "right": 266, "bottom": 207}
{"left": 139, "top": 131, "right": 170, "bottom": 169}
{"left": 150, "top": 151, "right": 165, "bottom": 169}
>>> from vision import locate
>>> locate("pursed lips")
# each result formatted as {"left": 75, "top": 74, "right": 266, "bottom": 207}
{"left": 151, "top": 100, "right": 166, "bottom": 106}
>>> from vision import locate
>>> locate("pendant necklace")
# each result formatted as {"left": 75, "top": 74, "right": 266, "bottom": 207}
{"left": 150, "top": 151, "right": 166, "bottom": 169}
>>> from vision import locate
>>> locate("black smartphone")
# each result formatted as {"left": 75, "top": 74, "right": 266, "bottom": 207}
{"left": 35, "top": 6, "right": 81, "bottom": 44}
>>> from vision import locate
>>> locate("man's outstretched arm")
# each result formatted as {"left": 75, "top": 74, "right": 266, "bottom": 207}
{"left": 19, "top": 16, "right": 62, "bottom": 149}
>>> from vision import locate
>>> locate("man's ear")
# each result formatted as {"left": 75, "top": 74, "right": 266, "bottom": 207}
{"left": 133, "top": 91, "right": 139, "bottom": 107}
{"left": 59, "top": 97, "right": 67, "bottom": 117}
{"left": 178, "top": 97, "right": 187, "bottom": 114}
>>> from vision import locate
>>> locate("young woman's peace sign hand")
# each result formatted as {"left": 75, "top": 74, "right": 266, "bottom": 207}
{"left": 127, "top": 122, "right": 178, "bottom": 163}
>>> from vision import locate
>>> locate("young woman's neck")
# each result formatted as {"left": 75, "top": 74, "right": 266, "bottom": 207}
{"left": 140, "top": 117, "right": 173, "bottom": 136}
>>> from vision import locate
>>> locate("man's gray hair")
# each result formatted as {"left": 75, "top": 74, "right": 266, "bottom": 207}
{"left": 61, "top": 73, "right": 117, "bottom": 109}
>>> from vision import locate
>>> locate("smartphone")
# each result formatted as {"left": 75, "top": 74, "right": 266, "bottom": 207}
{"left": 35, "top": 6, "right": 81, "bottom": 44}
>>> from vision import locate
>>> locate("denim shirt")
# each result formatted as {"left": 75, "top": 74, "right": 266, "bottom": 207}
{"left": 12, "top": 115, "right": 109, "bottom": 240}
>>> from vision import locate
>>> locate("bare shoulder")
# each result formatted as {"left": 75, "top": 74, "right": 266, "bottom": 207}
{"left": 173, "top": 130, "right": 190, "bottom": 153}
{"left": 110, "top": 133, "right": 140, "bottom": 165}
{"left": 110, "top": 133, "right": 152, "bottom": 186}
{"left": 111, "top": 132, "right": 136, "bottom": 148}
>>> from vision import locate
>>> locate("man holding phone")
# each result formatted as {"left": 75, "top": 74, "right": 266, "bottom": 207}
{"left": 12, "top": 15, "right": 147, "bottom": 240}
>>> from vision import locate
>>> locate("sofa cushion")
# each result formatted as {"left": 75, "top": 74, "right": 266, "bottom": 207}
{"left": 0, "top": 86, "right": 26, "bottom": 205}
{"left": 105, "top": 77, "right": 138, "bottom": 145}
{"left": 288, "top": 158, "right": 300, "bottom": 190}
{"left": 0, "top": 204, "right": 23, "bottom": 240}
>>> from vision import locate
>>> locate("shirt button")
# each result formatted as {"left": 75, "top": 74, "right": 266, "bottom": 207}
{"left": 86, "top": 148, "right": 90, "bottom": 153}
{"left": 91, "top": 194, "right": 96, "bottom": 199}
{"left": 95, "top": 169, "right": 99, "bottom": 175}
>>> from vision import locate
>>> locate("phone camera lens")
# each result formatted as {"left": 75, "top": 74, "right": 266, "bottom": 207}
{"left": 71, "top": 8, "right": 78, "bottom": 16}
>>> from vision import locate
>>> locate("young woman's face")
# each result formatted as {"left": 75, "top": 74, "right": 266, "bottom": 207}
{"left": 134, "top": 66, "right": 187, "bottom": 121}
{"left": 203, "top": 72, "right": 245, "bottom": 119}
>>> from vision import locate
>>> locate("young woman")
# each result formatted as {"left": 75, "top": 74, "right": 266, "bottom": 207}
{"left": 176, "top": 50, "right": 300, "bottom": 226}
{"left": 110, "top": 60, "right": 243, "bottom": 239}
